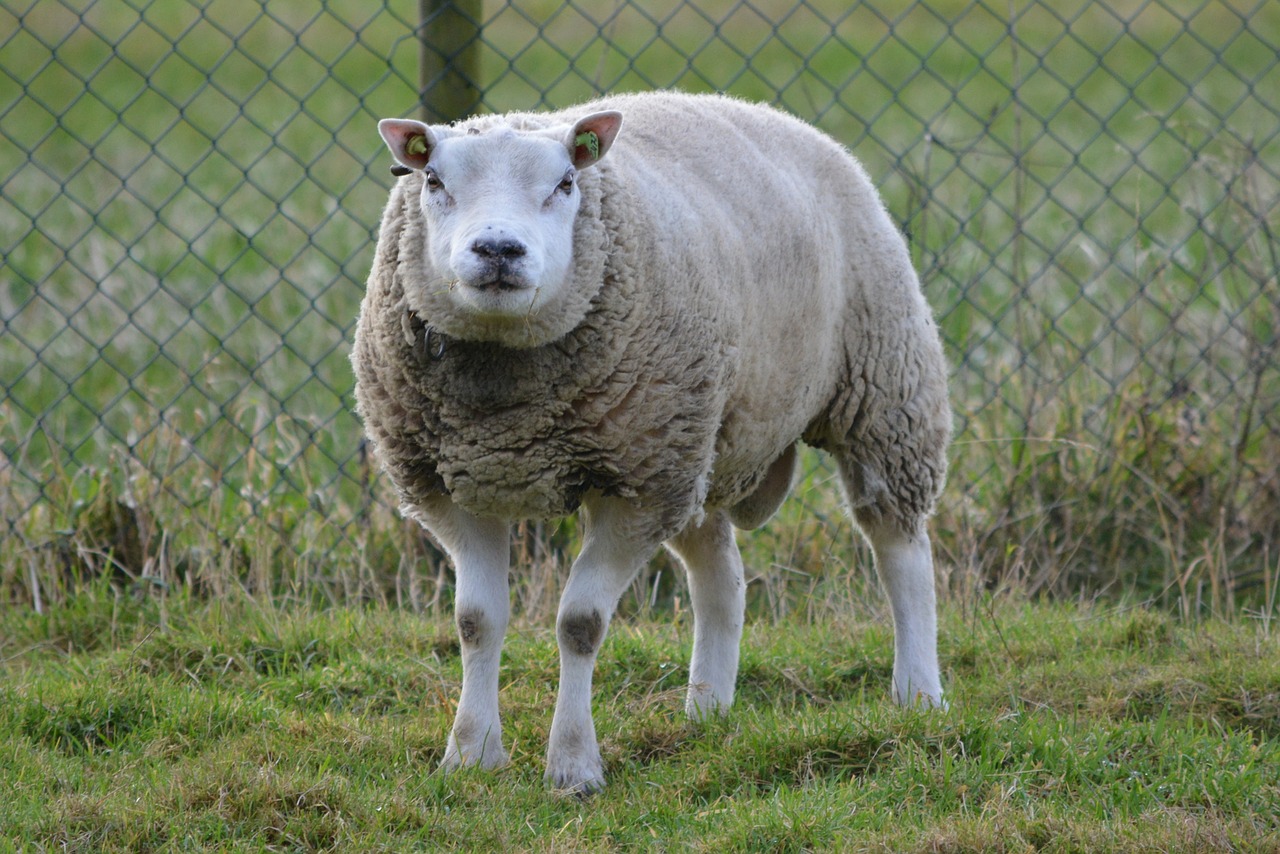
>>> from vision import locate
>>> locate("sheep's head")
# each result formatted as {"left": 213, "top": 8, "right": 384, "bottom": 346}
{"left": 377, "top": 110, "right": 622, "bottom": 346}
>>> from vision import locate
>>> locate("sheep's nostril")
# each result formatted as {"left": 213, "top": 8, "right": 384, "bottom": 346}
{"left": 471, "top": 238, "right": 527, "bottom": 260}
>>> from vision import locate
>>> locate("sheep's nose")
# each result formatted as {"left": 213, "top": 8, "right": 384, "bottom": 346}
{"left": 471, "top": 238, "right": 526, "bottom": 260}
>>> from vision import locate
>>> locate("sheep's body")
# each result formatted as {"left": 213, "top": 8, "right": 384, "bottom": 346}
{"left": 353, "top": 92, "right": 951, "bottom": 793}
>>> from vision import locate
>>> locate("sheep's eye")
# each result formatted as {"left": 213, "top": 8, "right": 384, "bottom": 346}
{"left": 424, "top": 169, "right": 444, "bottom": 191}
{"left": 557, "top": 169, "right": 576, "bottom": 194}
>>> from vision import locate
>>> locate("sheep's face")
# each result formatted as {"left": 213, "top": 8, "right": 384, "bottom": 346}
{"left": 378, "top": 111, "right": 621, "bottom": 343}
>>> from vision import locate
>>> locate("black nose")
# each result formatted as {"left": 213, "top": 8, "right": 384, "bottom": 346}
{"left": 471, "top": 238, "right": 526, "bottom": 260}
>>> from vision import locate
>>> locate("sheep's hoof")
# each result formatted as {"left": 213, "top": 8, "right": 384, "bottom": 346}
{"left": 685, "top": 686, "right": 732, "bottom": 721}
{"left": 895, "top": 688, "right": 949, "bottom": 713}
{"left": 928, "top": 695, "right": 951, "bottom": 712}
{"left": 440, "top": 734, "right": 509, "bottom": 772}
{"left": 545, "top": 758, "right": 606, "bottom": 797}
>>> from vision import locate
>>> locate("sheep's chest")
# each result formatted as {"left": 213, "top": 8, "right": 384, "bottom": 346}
{"left": 397, "top": 322, "right": 640, "bottom": 520}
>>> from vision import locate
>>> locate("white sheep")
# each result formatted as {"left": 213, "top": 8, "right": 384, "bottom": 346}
{"left": 352, "top": 91, "right": 951, "bottom": 794}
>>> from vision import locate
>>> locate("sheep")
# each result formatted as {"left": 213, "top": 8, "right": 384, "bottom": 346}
{"left": 352, "top": 91, "right": 951, "bottom": 794}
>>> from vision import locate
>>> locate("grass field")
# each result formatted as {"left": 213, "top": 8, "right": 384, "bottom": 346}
{"left": 1, "top": 0, "right": 1279, "bottom": 847}
{"left": 2, "top": 591, "right": 1279, "bottom": 850}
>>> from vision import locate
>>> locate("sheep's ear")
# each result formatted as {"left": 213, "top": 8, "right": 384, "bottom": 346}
{"left": 378, "top": 118, "right": 437, "bottom": 171}
{"left": 565, "top": 110, "right": 622, "bottom": 169}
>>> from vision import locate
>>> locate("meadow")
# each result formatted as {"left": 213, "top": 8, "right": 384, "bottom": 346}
{"left": 3, "top": 588, "right": 1279, "bottom": 850}
{"left": 1, "top": 0, "right": 1279, "bottom": 848}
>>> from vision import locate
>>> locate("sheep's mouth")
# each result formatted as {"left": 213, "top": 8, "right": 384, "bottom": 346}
{"left": 468, "top": 275, "right": 529, "bottom": 293}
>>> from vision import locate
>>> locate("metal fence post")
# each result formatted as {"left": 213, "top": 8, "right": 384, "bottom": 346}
{"left": 419, "top": 0, "right": 483, "bottom": 124}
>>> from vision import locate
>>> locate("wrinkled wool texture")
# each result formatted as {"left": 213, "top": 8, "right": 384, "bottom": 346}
{"left": 353, "top": 92, "right": 951, "bottom": 540}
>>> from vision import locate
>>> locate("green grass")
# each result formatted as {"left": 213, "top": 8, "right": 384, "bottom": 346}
{"left": 2, "top": 591, "right": 1279, "bottom": 850}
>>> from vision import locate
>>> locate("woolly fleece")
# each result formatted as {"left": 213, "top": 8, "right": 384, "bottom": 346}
{"left": 353, "top": 92, "right": 950, "bottom": 542}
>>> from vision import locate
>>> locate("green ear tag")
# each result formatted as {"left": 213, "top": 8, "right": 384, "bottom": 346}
{"left": 406, "top": 135, "right": 428, "bottom": 156}
{"left": 575, "top": 130, "right": 600, "bottom": 160}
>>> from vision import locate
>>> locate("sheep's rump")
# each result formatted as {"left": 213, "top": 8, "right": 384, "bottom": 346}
{"left": 353, "top": 92, "right": 950, "bottom": 537}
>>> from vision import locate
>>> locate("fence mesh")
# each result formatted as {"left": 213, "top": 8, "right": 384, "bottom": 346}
{"left": 2, "top": 0, "right": 1278, "bottom": 607}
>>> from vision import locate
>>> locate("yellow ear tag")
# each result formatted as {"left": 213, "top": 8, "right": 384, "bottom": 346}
{"left": 406, "top": 135, "right": 429, "bottom": 156}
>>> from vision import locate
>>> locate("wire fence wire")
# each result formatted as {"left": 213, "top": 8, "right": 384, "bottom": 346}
{"left": 2, "top": 0, "right": 1278, "bottom": 606}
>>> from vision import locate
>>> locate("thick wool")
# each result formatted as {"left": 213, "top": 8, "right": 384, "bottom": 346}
{"left": 353, "top": 92, "right": 950, "bottom": 542}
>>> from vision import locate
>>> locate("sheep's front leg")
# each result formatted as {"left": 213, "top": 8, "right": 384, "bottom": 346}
{"left": 415, "top": 497, "right": 512, "bottom": 770}
{"left": 546, "top": 497, "right": 657, "bottom": 794}
{"left": 666, "top": 510, "right": 745, "bottom": 718}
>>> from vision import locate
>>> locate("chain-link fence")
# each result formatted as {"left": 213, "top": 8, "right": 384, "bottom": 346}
{"left": 3, "top": 0, "right": 1278, "bottom": 608}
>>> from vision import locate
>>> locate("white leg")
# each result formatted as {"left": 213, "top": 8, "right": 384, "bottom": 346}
{"left": 863, "top": 521, "right": 946, "bottom": 708}
{"left": 546, "top": 496, "right": 658, "bottom": 794}
{"left": 411, "top": 497, "right": 512, "bottom": 770}
{"left": 666, "top": 510, "right": 744, "bottom": 719}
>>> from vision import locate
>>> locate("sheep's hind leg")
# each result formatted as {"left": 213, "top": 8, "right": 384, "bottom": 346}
{"left": 546, "top": 496, "right": 660, "bottom": 794}
{"left": 858, "top": 514, "right": 946, "bottom": 709}
{"left": 414, "top": 497, "right": 513, "bottom": 771}
{"left": 666, "top": 510, "right": 745, "bottom": 719}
